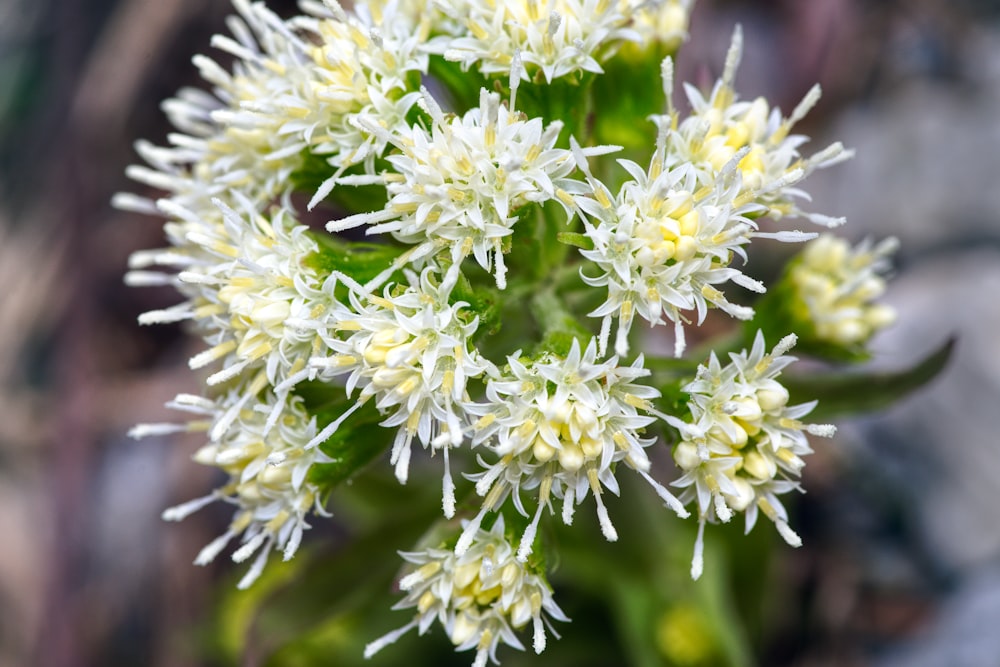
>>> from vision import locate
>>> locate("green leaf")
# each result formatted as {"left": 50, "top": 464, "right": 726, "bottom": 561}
{"left": 290, "top": 151, "right": 389, "bottom": 214}
{"left": 450, "top": 272, "right": 502, "bottom": 341}
{"left": 514, "top": 72, "right": 595, "bottom": 143}
{"left": 308, "top": 400, "right": 392, "bottom": 490}
{"left": 557, "top": 231, "right": 595, "bottom": 251}
{"left": 529, "top": 288, "right": 591, "bottom": 356}
{"left": 305, "top": 232, "right": 406, "bottom": 288}
{"left": 427, "top": 55, "right": 491, "bottom": 114}
{"left": 782, "top": 337, "right": 956, "bottom": 420}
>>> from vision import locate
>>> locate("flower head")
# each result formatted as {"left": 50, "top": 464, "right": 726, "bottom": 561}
{"left": 310, "top": 267, "right": 493, "bottom": 517}
{"left": 460, "top": 338, "right": 688, "bottom": 563}
{"left": 571, "top": 128, "right": 814, "bottom": 358}
{"left": 657, "top": 27, "right": 852, "bottom": 225}
{"left": 127, "top": 197, "right": 338, "bottom": 435}
{"left": 432, "top": 0, "right": 636, "bottom": 83}
{"left": 329, "top": 85, "right": 588, "bottom": 289}
{"left": 365, "top": 516, "right": 568, "bottom": 667}
{"left": 131, "top": 391, "right": 329, "bottom": 589}
{"left": 789, "top": 234, "right": 898, "bottom": 347}
{"left": 670, "top": 331, "right": 835, "bottom": 578}
{"left": 626, "top": 0, "right": 692, "bottom": 52}
{"left": 117, "top": 0, "right": 427, "bottom": 220}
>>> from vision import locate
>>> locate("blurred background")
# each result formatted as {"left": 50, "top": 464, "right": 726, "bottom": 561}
{"left": 2, "top": 0, "right": 999, "bottom": 665}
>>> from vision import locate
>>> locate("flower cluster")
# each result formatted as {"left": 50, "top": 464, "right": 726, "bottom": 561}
{"left": 432, "top": 0, "right": 637, "bottom": 82}
{"left": 658, "top": 27, "right": 851, "bottom": 224}
{"left": 671, "top": 332, "right": 835, "bottom": 578}
{"left": 462, "top": 338, "right": 689, "bottom": 561}
{"left": 310, "top": 267, "right": 494, "bottom": 516}
{"left": 131, "top": 392, "right": 329, "bottom": 588}
{"left": 120, "top": 0, "right": 902, "bottom": 663}
{"left": 365, "top": 517, "right": 568, "bottom": 667}
{"left": 789, "top": 234, "right": 898, "bottom": 348}
{"left": 329, "top": 84, "right": 593, "bottom": 289}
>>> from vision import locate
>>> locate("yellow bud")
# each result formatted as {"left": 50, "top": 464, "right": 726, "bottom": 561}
{"left": 756, "top": 386, "right": 789, "bottom": 412}
{"left": 743, "top": 450, "right": 775, "bottom": 480}
{"left": 558, "top": 442, "right": 585, "bottom": 472}
{"left": 532, "top": 436, "right": 556, "bottom": 462}
{"left": 673, "top": 441, "right": 701, "bottom": 470}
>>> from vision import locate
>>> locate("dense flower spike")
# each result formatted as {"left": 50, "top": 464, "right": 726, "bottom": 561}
{"left": 122, "top": 0, "right": 894, "bottom": 661}
{"left": 131, "top": 391, "right": 330, "bottom": 589}
{"left": 671, "top": 332, "right": 835, "bottom": 579}
{"left": 365, "top": 516, "right": 568, "bottom": 667}
{"left": 789, "top": 234, "right": 898, "bottom": 347}
{"left": 461, "top": 339, "right": 688, "bottom": 561}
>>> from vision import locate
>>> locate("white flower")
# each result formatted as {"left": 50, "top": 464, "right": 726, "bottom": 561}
{"left": 431, "top": 0, "right": 637, "bottom": 83}
{"left": 329, "top": 84, "right": 602, "bottom": 290}
{"left": 459, "top": 338, "right": 688, "bottom": 563}
{"left": 116, "top": 0, "right": 317, "bottom": 220}
{"left": 127, "top": 197, "right": 338, "bottom": 437}
{"left": 364, "top": 516, "right": 569, "bottom": 667}
{"left": 571, "top": 128, "right": 814, "bottom": 358}
{"left": 670, "top": 331, "right": 836, "bottom": 579}
{"left": 131, "top": 391, "right": 330, "bottom": 589}
{"left": 116, "top": 0, "right": 427, "bottom": 221}
{"left": 656, "top": 27, "right": 852, "bottom": 225}
{"left": 309, "top": 267, "right": 493, "bottom": 517}
{"left": 790, "top": 234, "right": 898, "bottom": 346}
{"left": 625, "top": 0, "right": 692, "bottom": 51}
{"left": 270, "top": 0, "right": 429, "bottom": 208}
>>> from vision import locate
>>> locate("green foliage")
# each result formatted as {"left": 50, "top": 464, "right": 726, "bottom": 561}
{"left": 783, "top": 337, "right": 956, "bottom": 421}
{"left": 305, "top": 232, "right": 406, "bottom": 290}
{"left": 291, "top": 152, "right": 389, "bottom": 214}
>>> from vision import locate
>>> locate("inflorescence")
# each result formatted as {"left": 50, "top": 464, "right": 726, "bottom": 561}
{"left": 123, "top": 1, "right": 896, "bottom": 663}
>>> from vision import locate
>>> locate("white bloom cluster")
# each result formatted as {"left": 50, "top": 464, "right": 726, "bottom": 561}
{"left": 570, "top": 39, "right": 847, "bottom": 358}
{"left": 657, "top": 27, "right": 851, "bottom": 224}
{"left": 432, "top": 0, "right": 637, "bottom": 82}
{"left": 330, "top": 84, "right": 611, "bottom": 290}
{"left": 131, "top": 392, "right": 329, "bottom": 589}
{"left": 461, "top": 339, "right": 688, "bottom": 562}
{"left": 670, "top": 332, "right": 835, "bottom": 579}
{"left": 572, "top": 129, "right": 778, "bottom": 359}
{"left": 127, "top": 198, "right": 338, "bottom": 435}
{"left": 310, "top": 267, "right": 494, "bottom": 516}
{"left": 121, "top": 0, "right": 884, "bottom": 662}
{"left": 118, "top": 0, "right": 428, "bottom": 220}
{"left": 627, "top": 0, "right": 692, "bottom": 50}
{"left": 365, "top": 516, "right": 568, "bottom": 667}
{"left": 790, "top": 234, "right": 898, "bottom": 347}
